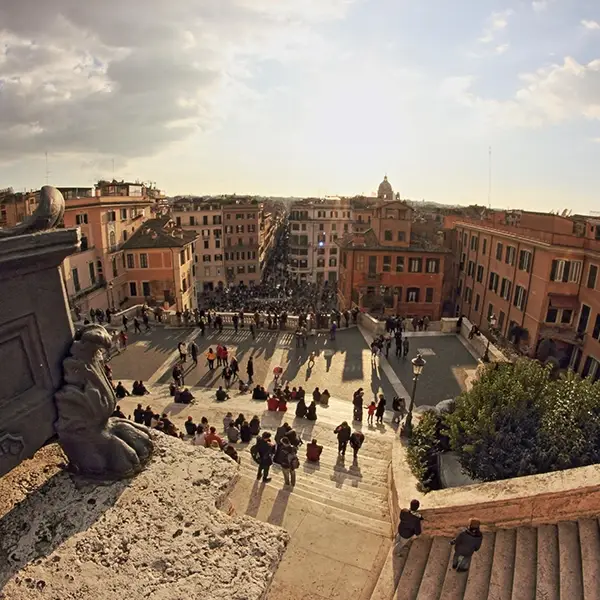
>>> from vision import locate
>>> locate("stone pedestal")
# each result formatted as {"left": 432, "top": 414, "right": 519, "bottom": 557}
{"left": 0, "top": 229, "right": 80, "bottom": 476}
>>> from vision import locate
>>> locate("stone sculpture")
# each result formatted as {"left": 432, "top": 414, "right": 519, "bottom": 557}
{"left": 0, "top": 185, "right": 153, "bottom": 480}
{"left": 55, "top": 325, "right": 153, "bottom": 478}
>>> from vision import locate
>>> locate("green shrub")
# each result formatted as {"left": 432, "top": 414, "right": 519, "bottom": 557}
{"left": 406, "top": 410, "right": 443, "bottom": 492}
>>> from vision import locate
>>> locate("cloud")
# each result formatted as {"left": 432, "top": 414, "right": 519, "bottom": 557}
{"left": 495, "top": 44, "right": 510, "bottom": 55}
{"left": 532, "top": 1, "right": 548, "bottom": 12}
{"left": 582, "top": 19, "right": 600, "bottom": 31}
{"left": 0, "top": 0, "right": 354, "bottom": 162}
{"left": 445, "top": 57, "right": 600, "bottom": 127}
{"left": 478, "top": 9, "right": 513, "bottom": 44}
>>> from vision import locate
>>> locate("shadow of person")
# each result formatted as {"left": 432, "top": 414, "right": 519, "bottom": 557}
{"left": 245, "top": 479, "right": 266, "bottom": 519}
{"left": 267, "top": 488, "right": 292, "bottom": 528}
{"left": 0, "top": 448, "right": 129, "bottom": 589}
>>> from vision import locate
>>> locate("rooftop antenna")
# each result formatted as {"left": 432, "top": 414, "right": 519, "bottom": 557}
{"left": 488, "top": 146, "right": 492, "bottom": 210}
{"left": 45, "top": 152, "right": 51, "bottom": 185}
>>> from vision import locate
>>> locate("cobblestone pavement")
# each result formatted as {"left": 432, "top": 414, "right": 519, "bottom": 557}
{"left": 382, "top": 333, "right": 479, "bottom": 406}
{"left": 109, "top": 326, "right": 397, "bottom": 406}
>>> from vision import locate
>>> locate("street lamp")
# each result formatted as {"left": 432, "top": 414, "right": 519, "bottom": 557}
{"left": 401, "top": 353, "right": 426, "bottom": 439}
{"left": 482, "top": 314, "right": 498, "bottom": 363}
{"left": 380, "top": 285, "right": 387, "bottom": 315}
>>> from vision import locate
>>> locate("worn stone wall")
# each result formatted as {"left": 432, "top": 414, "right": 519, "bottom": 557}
{"left": 0, "top": 433, "right": 289, "bottom": 600}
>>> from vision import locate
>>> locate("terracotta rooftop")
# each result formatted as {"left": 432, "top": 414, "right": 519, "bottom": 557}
{"left": 121, "top": 217, "right": 198, "bottom": 250}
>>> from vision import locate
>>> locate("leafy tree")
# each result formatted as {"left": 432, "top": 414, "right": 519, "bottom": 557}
{"left": 446, "top": 360, "right": 550, "bottom": 481}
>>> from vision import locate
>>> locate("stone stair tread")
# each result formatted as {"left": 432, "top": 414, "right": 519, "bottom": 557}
{"left": 236, "top": 459, "right": 389, "bottom": 505}
{"left": 558, "top": 521, "right": 584, "bottom": 600}
{"left": 416, "top": 537, "right": 452, "bottom": 600}
{"left": 235, "top": 472, "right": 391, "bottom": 536}
{"left": 462, "top": 532, "right": 495, "bottom": 600}
{"left": 510, "top": 526, "right": 536, "bottom": 600}
{"left": 487, "top": 528, "right": 516, "bottom": 600}
{"left": 536, "top": 524, "right": 560, "bottom": 600}
{"left": 370, "top": 545, "right": 411, "bottom": 600}
{"left": 395, "top": 537, "right": 433, "bottom": 600}
{"left": 579, "top": 518, "right": 600, "bottom": 600}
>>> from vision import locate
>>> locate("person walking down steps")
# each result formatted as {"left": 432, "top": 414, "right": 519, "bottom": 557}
{"left": 450, "top": 518, "right": 483, "bottom": 572}
{"left": 395, "top": 499, "right": 424, "bottom": 553}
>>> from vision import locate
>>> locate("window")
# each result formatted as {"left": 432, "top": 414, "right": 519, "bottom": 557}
{"left": 225, "top": 225, "right": 233, "bottom": 234}
{"left": 176, "top": 216, "right": 181, "bottom": 227}
{"left": 496, "top": 242, "right": 503, "bottom": 260}
{"left": 120, "top": 208, "right": 128, "bottom": 221}
{"left": 248, "top": 265, "right": 257, "bottom": 273}
{"left": 476, "top": 265, "right": 484, "bottom": 283}
{"left": 383, "top": 256, "right": 391, "bottom": 272}
{"left": 474, "top": 293, "right": 480, "bottom": 312}
{"left": 213, "top": 215, "right": 221, "bottom": 225}
{"left": 488, "top": 272, "right": 499, "bottom": 293}
{"left": 140, "top": 253, "right": 148, "bottom": 268}
{"left": 550, "top": 259, "right": 582, "bottom": 283}
{"left": 593, "top": 315, "right": 600, "bottom": 340}
{"left": 357, "top": 255, "right": 365, "bottom": 270}
{"left": 123, "top": 230, "right": 128, "bottom": 242}
{"left": 126, "top": 254, "right": 134, "bottom": 269}
{"left": 570, "top": 261, "right": 582, "bottom": 283}
{"left": 487, "top": 303, "right": 494, "bottom": 319}
{"left": 107, "top": 210, "right": 116, "bottom": 222}
{"left": 409, "top": 258, "right": 422, "bottom": 273}
{"left": 482, "top": 239, "right": 487, "bottom": 255}
{"left": 180, "top": 250, "right": 185, "bottom": 266}
{"left": 561, "top": 309, "right": 573, "bottom": 324}
{"left": 426, "top": 259, "right": 440, "bottom": 273}
{"left": 460, "top": 253, "right": 466, "bottom": 271}
{"left": 467, "top": 261, "right": 475, "bottom": 277}
{"left": 463, "top": 233, "right": 468, "bottom": 246}
{"left": 203, "top": 216, "right": 208, "bottom": 225}
{"left": 182, "top": 278, "right": 188, "bottom": 293}
{"left": 214, "top": 254, "right": 223, "bottom": 262}
{"left": 498, "top": 311, "right": 506, "bottom": 332}
{"left": 247, "top": 213, "right": 254, "bottom": 220}
{"left": 226, "top": 213, "right": 231, "bottom": 220}
{"left": 513, "top": 285, "right": 526, "bottom": 310}
{"left": 518, "top": 250, "right": 532, "bottom": 272}
{"left": 235, "top": 225, "right": 244, "bottom": 234}
{"left": 470, "top": 236, "right": 478, "bottom": 251}
{"left": 76, "top": 213, "right": 88, "bottom": 225}
{"left": 201, "top": 229, "right": 210, "bottom": 238}
{"left": 203, "top": 255, "right": 211, "bottom": 262}
{"left": 384, "top": 230, "right": 393, "bottom": 241}
{"left": 237, "top": 265, "right": 245, "bottom": 274}
{"left": 80, "top": 235, "right": 89, "bottom": 251}
{"left": 583, "top": 356, "right": 600, "bottom": 381}
{"left": 189, "top": 216, "right": 196, "bottom": 226}
{"left": 203, "top": 240, "right": 209, "bottom": 250}
{"left": 72, "top": 268, "right": 80, "bottom": 292}
{"left": 588, "top": 265, "right": 598, "bottom": 289}
{"left": 500, "top": 277, "right": 512, "bottom": 300}
{"left": 236, "top": 213, "right": 243, "bottom": 220}
{"left": 112, "top": 258, "right": 118, "bottom": 278}
{"left": 426, "top": 288, "right": 434, "bottom": 303}
{"left": 546, "top": 307, "right": 558, "bottom": 323}
{"left": 129, "top": 282, "right": 137, "bottom": 297}
{"left": 407, "top": 288, "right": 420, "bottom": 302}
{"left": 505, "top": 246, "right": 516, "bottom": 265}
{"left": 204, "top": 267, "right": 211, "bottom": 277}
{"left": 142, "top": 282, "right": 151, "bottom": 297}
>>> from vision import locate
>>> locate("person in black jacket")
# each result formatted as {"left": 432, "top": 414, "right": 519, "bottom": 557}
{"left": 255, "top": 432, "right": 275, "bottom": 483}
{"left": 394, "top": 499, "right": 423, "bottom": 553}
{"left": 334, "top": 422, "right": 352, "bottom": 455}
{"left": 450, "top": 518, "right": 483, "bottom": 572}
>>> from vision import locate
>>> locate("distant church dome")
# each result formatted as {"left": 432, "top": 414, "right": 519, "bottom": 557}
{"left": 377, "top": 176, "right": 393, "bottom": 200}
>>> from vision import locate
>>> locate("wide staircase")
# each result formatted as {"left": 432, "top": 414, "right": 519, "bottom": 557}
{"left": 372, "top": 519, "right": 600, "bottom": 600}
{"left": 117, "top": 381, "right": 396, "bottom": 600}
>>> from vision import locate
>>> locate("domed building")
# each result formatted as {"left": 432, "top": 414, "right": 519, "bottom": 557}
{"left": 377, "top": 176, "right": 394, "bottom": 201}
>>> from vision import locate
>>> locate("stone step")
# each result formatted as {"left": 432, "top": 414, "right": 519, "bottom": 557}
{"left": 558, "top": 521, "right": 584, "bottom": 600}
{"left": 579, "top": 518, "right": 600, "bottom": 600}
{"left": 510, "top": 526, "right": 536, "bottom": 600}
{"left": 235, "top": 472, "right": 392, "bottom": 537}
{"left": 236, "top": 458, "right": 389, "bottom": 514}
{"left": 370, "top": 545, "right": 411, "bottom": 600}
{"left": 237, "top": 467, "right": 388, "bottom": 522}
{"left": 415, "top": 537, "right": 452, "bottom": 600}
{"left": 536, "top": 524, "right": 560, "bottom": 600}
{"left": 462, "top": 532, "right": 495, "bottom": 600}
{"left": 395, "top": 537, "right": 433, "bottom": 600}
{"left": 487, "top": 528, "right": 516, "bottom": 600}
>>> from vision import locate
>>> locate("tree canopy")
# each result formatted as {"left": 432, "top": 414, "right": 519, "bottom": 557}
{"left": 445, "top": 360, "right": 600, "bottom": 482}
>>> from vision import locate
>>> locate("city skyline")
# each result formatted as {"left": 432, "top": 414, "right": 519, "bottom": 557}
{"left": 1, "top": 1, "right": 600, "bottom": 213}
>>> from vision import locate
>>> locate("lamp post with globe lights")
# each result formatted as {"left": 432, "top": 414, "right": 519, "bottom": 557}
{"left": 401, "top": 353, "right": 426, "bottom": 439}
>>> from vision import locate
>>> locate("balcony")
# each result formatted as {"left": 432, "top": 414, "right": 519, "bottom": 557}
{"left": 365, "top": 272, "right": 383, "bottom": 282}
{"left": 538, "top": 324, "right": 585, "bottom": 346}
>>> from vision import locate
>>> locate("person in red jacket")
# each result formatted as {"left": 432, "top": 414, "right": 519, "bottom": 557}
{"left": 267, "top": 395, "right": 279, "bottom": 411}
{"left": 306, "top": 439, "right": 323, "bottom": 462}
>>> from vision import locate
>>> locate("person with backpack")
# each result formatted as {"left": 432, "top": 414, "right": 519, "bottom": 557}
{"left": 278, "top": 437, "right": 299, "bottom": 487}
{"left": 252, "top": 432, "right": 275, "bottom": 483}
{"left": 395, "top": 499, "right": 424, "bottom": 553}
{"left": 349, "top": 430, "right": 365, "bottom": 461}
{"left": 450, "top": 518, "right": 483, "bottom": 572}
{"left": 334, "top": 421, "right": 352, "bottom": 456}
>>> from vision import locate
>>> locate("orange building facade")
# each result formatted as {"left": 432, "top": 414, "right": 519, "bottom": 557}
{"left": 338, "top": 200, "right": 449, "bottom": 320}
{"left": 454, "top": 210, "right": 600, "bottom": 379}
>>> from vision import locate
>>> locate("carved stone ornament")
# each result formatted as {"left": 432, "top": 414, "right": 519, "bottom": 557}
{"left": 0, "top": 185, "right": 65, "bottom": 238}
{"left": 0, "top": 432, "right": 25, "bottom": 460}
{"left": 55, "top": 324, "right": 153, "bottom": 479}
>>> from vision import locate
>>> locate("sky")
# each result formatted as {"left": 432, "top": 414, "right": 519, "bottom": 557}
{"left": 1, "top": 0, "right": 600, "bottom": 212}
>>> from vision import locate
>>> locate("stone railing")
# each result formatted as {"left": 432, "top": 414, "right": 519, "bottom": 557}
{"left": 358, "top": 312, "right": 386, "bottom": 336}
{"left": 452, "top": 316, "right": 509, "bottom": 363}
